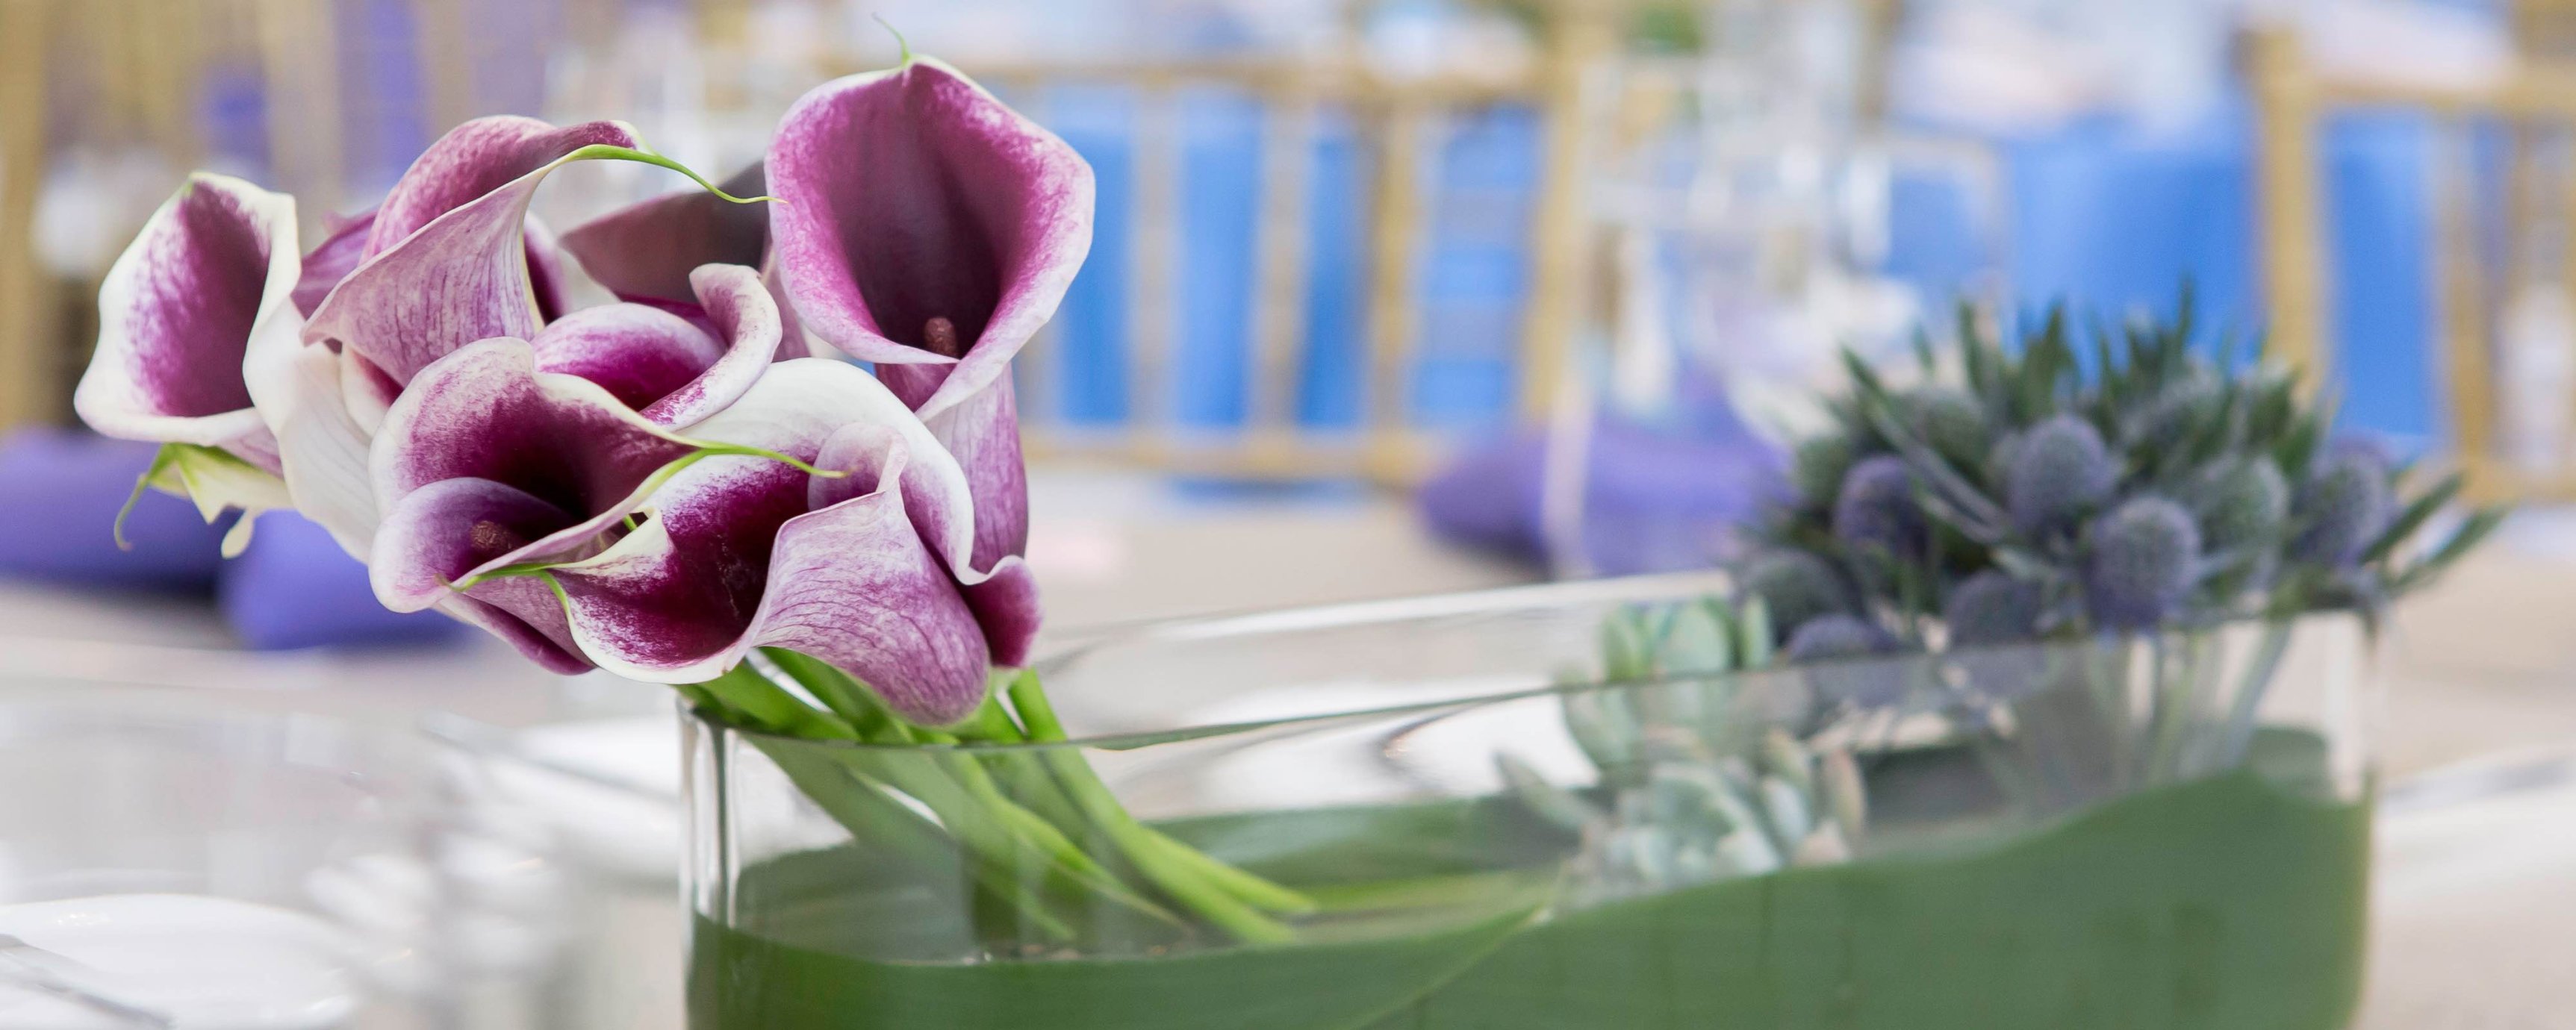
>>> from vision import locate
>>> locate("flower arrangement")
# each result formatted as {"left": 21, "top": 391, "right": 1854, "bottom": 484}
{"left": 75, "top": 51, "right": 1308, "bottom": 949}
{"left": 69, "top": 32, "right": 2483, "bottom": 1023}
{"left": 1739, "top": 300, "right": 2501, "bottom": 660}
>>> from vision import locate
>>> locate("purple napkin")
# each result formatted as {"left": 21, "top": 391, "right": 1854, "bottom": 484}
{"left": 0, "top": 427, "right": 228, "bottom": 590}
{"left": 1419, "top": 409, "right": 1790, "bottom": 577}
{"left": 220, "top": 511, "right": 467, "bottom": 650}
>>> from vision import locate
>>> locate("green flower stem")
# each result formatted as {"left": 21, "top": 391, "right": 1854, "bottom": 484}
{"left": 751, "top": 736, "right": 1079, "bottom": 945}
{"left": 1006, "top": 671, "right": 1317, "bottom": 923}
{"left": 688, "top": 662, "right": 1185, "bottom": 936}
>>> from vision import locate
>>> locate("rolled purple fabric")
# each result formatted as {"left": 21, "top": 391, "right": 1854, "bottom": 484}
{"left": 0, "top": 427, "right": 227, "bottom": 590}
{"left": 220, "top": 509, "right": 466, "bottom": 651}
{"left": 1419, "top": 411, "right": 1790, "bottom": 577}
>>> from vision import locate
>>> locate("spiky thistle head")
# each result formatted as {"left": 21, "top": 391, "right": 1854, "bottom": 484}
{"left": 1749, "top": 294, "right": 2503, "bottom": 657}
{"left": 2293, "top": 447, "right": 2395, "bottom": 566}
{"left": 1736, "top": 550, "right": 1853, "bottom": 640}
{"left": 2189, "top": 456, "right": 2290, "bottom": 553}
{"left": 1832, "top": 455, "right": 1922, "bottom": 555}
{"left": 2085, "top": 495, "right": 2201, "bottom": 629}
{"left": 2006, "top": 414, "right": 2115, "bottom": 533}
{"left": 1783, "top": 614, "right": 1893, "bottom": 663}
{"left": 1943, "top": 569, "right": 2045, "bottom": 646}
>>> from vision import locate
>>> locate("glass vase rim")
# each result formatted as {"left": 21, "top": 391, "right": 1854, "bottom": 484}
{"left": 697, "top": 575, "right": 2371, "bottom": 755}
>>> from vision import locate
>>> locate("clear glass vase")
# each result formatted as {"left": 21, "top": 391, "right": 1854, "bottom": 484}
{"left": 683, "top": 574, "right": 2376, "bottom": 1030}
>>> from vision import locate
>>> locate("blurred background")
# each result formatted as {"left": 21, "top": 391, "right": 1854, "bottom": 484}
{"left": 3, "top": 0, "right": 2576, "bottom": 1026}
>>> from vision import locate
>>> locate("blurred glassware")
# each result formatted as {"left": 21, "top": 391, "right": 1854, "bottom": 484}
{"left": 0, "top": 705, "right": 570, "bottom": 1029}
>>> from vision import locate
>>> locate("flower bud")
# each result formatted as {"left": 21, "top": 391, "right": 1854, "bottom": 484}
{"left": 2189, "top": 456, "right": 2289, "bottom": 552}
{"left": 2085, "top": 495, "right": 2201, "bottom": 629}
{"left": 1832, "top": 455, "right": 1922, "bottom": 555}
{"left": 1737, "top": 550, "right": 1853, "bottom": 641}
{"left": 1943, "top": 569, "right": 2044, "bottom": 646}
{"left": 2293, "top": 449, "right": 2395, "bottom": 565}
{"left": 2006, "top": 415, "right": 2115, "bottom": 533}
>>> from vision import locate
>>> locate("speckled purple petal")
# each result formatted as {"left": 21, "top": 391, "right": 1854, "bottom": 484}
{"left": 560, "top": 164, "right": 770, "bottom": 306}
{"left": 438, "top": 592, "right": 592, "bottom": 673}
{"left": 767, "top": 56, "right": 1093, "bottom": 420}
{"left": 880, "top": 365, "right": 1027, "bottom": 569}
{"left": 806, "top": 399, "right": 1035, "bottom": 666}
{"left": 370, "top": 476, "right": 573, "bottom": 611}
{"left": 547, "top": 438, "right": 990, "bottom": 724}
{"left": 526, "top": 305, "right": 727, "bottom": 413}
{"left": 368, "top": 339, "right": 698, "bottom": 606}
{"left": 638, "top": 265, "right": 784, "bottom": 426}
{"left": 75, "top": 173, "right": 299, "bottom": 474}
{"left": 293, "top": 207, "right": 375, "bottom": 317}
{"left": 304, "top": 117, "right": 641, "bottom": 385}
{"left": 363, "top": 117, "right": 641, "bottom": 258}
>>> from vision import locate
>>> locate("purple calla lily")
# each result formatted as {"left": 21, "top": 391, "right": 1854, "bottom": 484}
{"left": 364, "top": 265, "right": 788, "bottom": 672}
{"left": 767, "top": 56, "right": 1092, "bottom": 572}
{"left": 303, "top": 117, "right": 646, "bottom": 385}
{"left": 560, "top": 163, "right": 815, "bottom": 360}
{"left": 77, "top": 172, "right": 298, "bottom": 473}
{"left": 539, "top": 359, "right": 1039, "bottom": 723}
{"left": 74, "top": 173, "right": 307, "bottom": 554}
{"left": 264, "top": 114, "right": 773, "bottom": 560}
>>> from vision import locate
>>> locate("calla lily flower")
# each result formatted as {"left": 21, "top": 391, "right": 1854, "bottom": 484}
{"left": 267, "top": 115, "right": 767, "bottom": 559}
{"left": 76, "top": 173, "right": 296, "bottom": 473}
{"left": 544, "top": 359, "right": 1038, "bottom": 723}
{"left": 74, "top": 172, "right": 305, "bottom": 554}
{"left": 768, "top": 55, "right": 1093, "bottom": 572}
{"left": 561, "top": 163, "right": 812, "bottom": 360}
{"left": 365, "top": 265, "right": 787, "bottom": 672}
{"left": 372, "top": 348, "right": 1032, "bottom": 717}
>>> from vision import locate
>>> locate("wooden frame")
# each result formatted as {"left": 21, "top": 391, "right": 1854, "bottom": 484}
{"left": 1, "top": 0, "right": 59, "bottom": 432}
{"left": 2251, "top": 28, "right": 2576, "bottom": 503}
{"left": 816, "top": 6, "right": 1614, "bottom": 487}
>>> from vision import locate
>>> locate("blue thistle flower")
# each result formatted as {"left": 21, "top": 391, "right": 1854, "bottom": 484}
{"left": 2189, "top": 457, "right": 2290, "bottom": 552}
{"left": 2085, "top": 495, "right": 2202, "bottom": 630}
{"left": 1793, "top": 435, "right": 1858, "bottom": 505}
{"left": 2294, "top": 449, "right": 2395, "bottom": 565}
{"left": 1833, "top": 455, "right": 1922, "bottom": 554}
{"left": 1786, "top": 614, "right": 1905, "bottom": 708}
{"left": 1737, "top": 550, "right": 1854, "bottom": 639}
{"left": 2006, "top": 415, "right": 2115, "bottom": 533}
{"left": 1785, "top": 614, "right": 1892, "bottom": 662}
{"left": 1943, "top": 569, "right": 2044, "bottom": 646}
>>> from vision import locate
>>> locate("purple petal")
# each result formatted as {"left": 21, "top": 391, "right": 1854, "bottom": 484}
{"left": 695, "top": 360, "right": 984, "bottom": 578}
{"left": 637, "top": 265, "right": 785, "bottom": 427}
{"left": 364, "top": 117, "right": 639, "bottom": 258}
{"left": 438, "top": 593, "right": 593, "bottom": 673}
{"left": 559, "top": 163, "right": 770, "bottom": 306}
{"left": 527, "top": 305, "right": 727, "bottom": 412}
{"left": 767, "top": 56, "right": 1094, "bottom": 419}
{"left": 880, "top": 366, "right": 1027, "bottom": 569}
{"left": 75, "top": 173, "right": 299, "bottom": 472}
{"left": 304, "top": 117, "right": 641, "bottom": 386}
{"left": 369, "top": 339, "right": 698, "bottom": 593}
{"left": 293, "top": 207, "right": 376, "bottom": 317}
{"left": 370, "top": 477, "right": 573, "bottom": 611}
{"left": 962, "top": 555, "right": 1040, "bottom": 669}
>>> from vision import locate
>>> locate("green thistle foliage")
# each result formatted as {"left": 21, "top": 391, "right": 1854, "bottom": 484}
{"left": 1746, "top": 290, "right": 2504, "bottom": 655}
